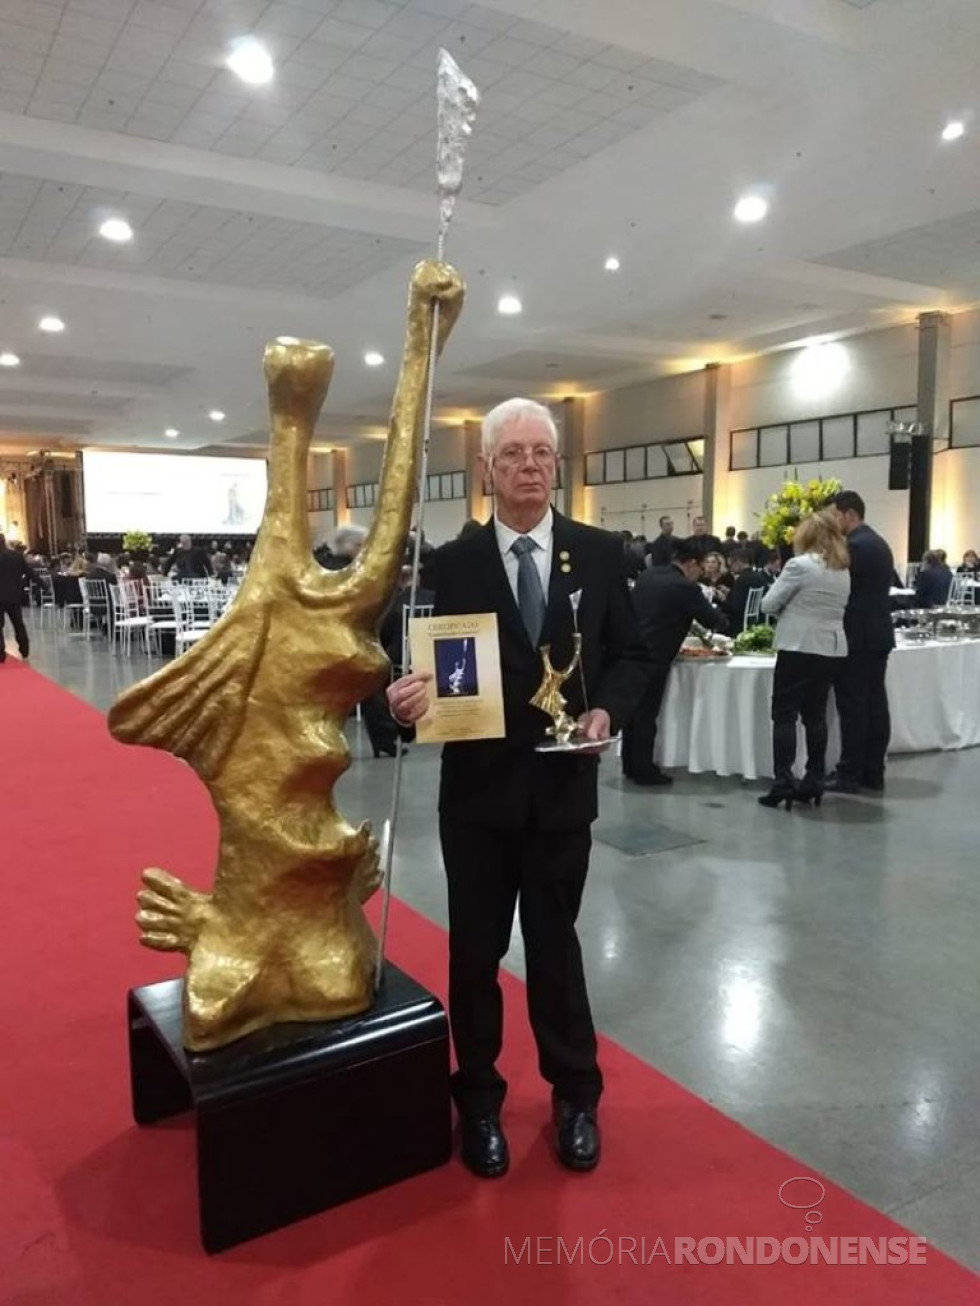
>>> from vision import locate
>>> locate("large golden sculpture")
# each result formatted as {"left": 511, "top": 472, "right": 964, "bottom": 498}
{"left": 108, "top": 260, "right": 464, "bottom": 1051}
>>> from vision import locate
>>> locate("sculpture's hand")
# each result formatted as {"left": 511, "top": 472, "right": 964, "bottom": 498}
{"left": 387, "top": 671, "right": 433, "bottom": 726}
{"left": 410, "top": 260, "right": 464, "bottom": 355}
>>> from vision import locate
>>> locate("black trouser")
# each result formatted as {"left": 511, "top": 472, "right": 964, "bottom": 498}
{"left": 621, "top": 664, "right": 671, "bottom": 779}
{"left": 440, "top": 817, "right": 601, "bottom": 1117}
{"left": 359, "top": 690, "right": 399, "bottom": 756}
{"left": 833, "top": 649, "right": 891, "bottom": 785}
{"left": 770, "top": 650, "right": 838, "bottom": 786}
{"left": 0, "top": 602, "right": 29, "bottom": 657}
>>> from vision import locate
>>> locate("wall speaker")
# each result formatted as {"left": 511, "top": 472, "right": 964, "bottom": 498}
{"left": 888, "top": 438, "right": 911, "bottom": 491}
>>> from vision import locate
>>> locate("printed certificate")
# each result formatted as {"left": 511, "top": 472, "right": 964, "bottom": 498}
{"left": 407, "top": 612, "right": 506, "bottom": 743}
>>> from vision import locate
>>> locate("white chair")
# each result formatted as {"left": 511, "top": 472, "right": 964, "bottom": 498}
{"left": 36, "top": 574, "right": 57, "bottom": 628}
{"left": 905, "top": 562, "right": 921, "bottom": 588}
{"left": 110, "top": 582, "right": 151, "bottom": 656}
{"left": 78, "top": 578, "right": 109, "bottom": 639}
{"left": 743, "top": 586, "right": 765, "bottom": 631}
{"left": 949, "top": 574, "right": 974, "bottom": 607}
{"left": 172, "top": 591, "right": 212, "bottom": 655}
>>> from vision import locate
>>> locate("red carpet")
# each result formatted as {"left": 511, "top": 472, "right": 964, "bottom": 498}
{"left": 3, "top": 662, "right": 977, "bottom": 1304}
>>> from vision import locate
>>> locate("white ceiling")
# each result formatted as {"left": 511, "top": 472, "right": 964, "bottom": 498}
{"left": 0, "top": 0, "right": 978, "bottom": 454}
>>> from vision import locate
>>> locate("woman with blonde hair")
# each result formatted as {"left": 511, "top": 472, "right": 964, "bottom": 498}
{"left": 758, "top": 509, "right": 850, "bottom": 809}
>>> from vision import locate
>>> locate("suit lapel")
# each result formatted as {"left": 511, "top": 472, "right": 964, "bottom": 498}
{"left": 540, "top": 512, "right": 578, "bottom": 653}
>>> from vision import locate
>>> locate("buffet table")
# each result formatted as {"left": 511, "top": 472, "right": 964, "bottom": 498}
{"left": 656, "top": 639, "right": 980, "bottom": 779}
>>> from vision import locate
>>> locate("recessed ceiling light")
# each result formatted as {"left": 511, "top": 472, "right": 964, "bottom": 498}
{"left": 99, "top": 217, "right": 133, "bottom": 243}
{"left": 209, "top": 409, "right": 226, "bottom": 422}
{"left": 165, "top": 428, "right": 179, "bottom": 438}
{"left": 497, "top": 294, "right": 522, "bottom": 315}
{"left": 38, "top": 315, "right": 65, "bottom": 333}
{"left": 941, "top": 120, "right": 965, "bottom": 142}
{"left": 0, "top": 352, "right": 20, "bottom": 367}
{"left": 226, "top": 37, "right": 275, "bottom": 85}
{"left": 363, "top": 350, "right": 385, "bottom": 367}
{"left": 604, "top": 255, "right": 621, "bottom": 272}
{"left": 733, "top": 194, "right": 769, "bottom": 223}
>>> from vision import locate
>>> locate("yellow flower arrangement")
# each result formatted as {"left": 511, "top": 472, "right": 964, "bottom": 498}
{"left": 758, "top": 477, "right": 842, "bottom": 549}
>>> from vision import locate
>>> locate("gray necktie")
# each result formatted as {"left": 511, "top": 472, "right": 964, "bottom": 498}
{"left": 511, "top": 535, "right": 547, "bottom": 647}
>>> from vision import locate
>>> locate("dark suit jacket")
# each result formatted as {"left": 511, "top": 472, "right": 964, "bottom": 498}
{"left": 0, "top": 548, "right": 32, "bottom": 604}
{"left": 719, "top": 568, "right": 769, "bottom": 631}
{"left": 914, "top": 564, "right": 952, "bottom": 609}
{"left": 843, "top": 523, "right": 896, "bottom": 652}
{"left": 646, "top": 533, "right": 676, "bottom": 568}
{"left": 631, "top": 563, "right": 728, "bottom": 667}
{"left": 429, "top": 514, "right": 652, "bottom": 831}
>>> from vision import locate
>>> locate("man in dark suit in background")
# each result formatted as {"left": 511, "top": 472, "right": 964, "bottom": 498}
{"left": 718, "top": 547, "right": 769, "bottom": 632}
{"left": 646, "top": 514, "right": 676, "bottom": 567}
{"left": 828, "top": 490, "right": 895, "bottom": 793}
{"left": 388, "top": 397, "right": 650, "bottom": 1180}
{"left": 0, "top": 534, "right": 33, "bottom": 662}
{"left": 162, "top": 534, "right": 212, "bottom": 580}
{"left": 623, "top": 541, "right": 728, "bottom": 785}
{"left": 691, "top": 514, "right": 723, "bottom": 555}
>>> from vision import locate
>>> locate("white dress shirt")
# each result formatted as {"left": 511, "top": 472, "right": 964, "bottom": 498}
{"left": 494, "top": 507, "right": 553, "bottom": 605}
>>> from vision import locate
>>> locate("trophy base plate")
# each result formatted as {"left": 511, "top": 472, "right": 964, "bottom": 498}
{"left": 534, "top": 733, "right": 622, "bottom": 755}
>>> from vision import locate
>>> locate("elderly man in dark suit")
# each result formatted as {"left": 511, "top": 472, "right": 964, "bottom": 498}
{"left": 623, "top": 541, "right": 728, "bottom": 785}
{"left": 828, "top": 490, "right": 895, "bottom": 793}
{"left": 388, "top": 397, "right": 650, "bottom": 1180}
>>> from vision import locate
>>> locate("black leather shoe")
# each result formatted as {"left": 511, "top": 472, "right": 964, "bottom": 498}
{"left": 553, "top": 1101, "right": 600, "bottom": 1171}
{"left": 631, "top": 769, "right": 673, "bottom": 787}
{"left": 860, "top": 776, "right": 885, "bottom": 792}
{"left": 825, "top": 774, "right": 860, "bottom": 794}
{"left": 459, "top": 1114, "right": 509, "bottom": 1178}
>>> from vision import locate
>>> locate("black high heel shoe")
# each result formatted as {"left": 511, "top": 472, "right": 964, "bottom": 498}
{"left": 795, "top": 776, "right": 824, "bottom": 808}
{"left": 758, "top": 782, "right": 801, "bottom": 811}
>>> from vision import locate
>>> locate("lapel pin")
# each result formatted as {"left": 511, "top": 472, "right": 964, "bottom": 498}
{"left": 560, "top": 563, "right": 572, "bottom": 573}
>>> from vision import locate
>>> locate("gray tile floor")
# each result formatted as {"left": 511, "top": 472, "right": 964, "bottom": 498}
{"left": 14, "top": 613, "right": 980, "bottom": 1272}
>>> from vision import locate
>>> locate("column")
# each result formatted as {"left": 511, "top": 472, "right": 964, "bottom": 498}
{"left": 911, "top": 311, "right": 950, "bottom": 562}
{"left": 332, "top": 448, "right": 349, "bottom": 528}
{"left": 701, "top": 362, "right": 732, "bottom": 533}
{"left": 463, "top": 419, "right": 485, "bottom": 521}
{"left": 560, "top": 397, "right": 586, "bottom": 522}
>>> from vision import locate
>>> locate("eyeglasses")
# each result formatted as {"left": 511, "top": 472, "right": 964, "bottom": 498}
{"left": 493, "top": 443, "right": 556, "bottom": 468}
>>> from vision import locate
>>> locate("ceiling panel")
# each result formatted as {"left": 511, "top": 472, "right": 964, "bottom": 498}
{"left": 0, "top": 173, "right": 427, "bottom": 296}
{"left": 0, "top": 348, "right": 193, "bottom": 388}
{"left": 461, "top": 349, "right": 642, "bottom": 381}
{"left": 815, "top": 209, "right": 980, "bottom": 292}
{"left": 4, "top": 0, "right": 723, "bottom": 204}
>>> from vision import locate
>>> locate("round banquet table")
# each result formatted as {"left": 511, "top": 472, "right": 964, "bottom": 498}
{"left": 655, "top": 639, "right": 980, "bottom": 780}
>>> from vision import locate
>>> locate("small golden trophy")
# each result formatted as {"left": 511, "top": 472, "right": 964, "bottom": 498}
{"left": 530, "top": 589, "right": 620, "bottom": 754}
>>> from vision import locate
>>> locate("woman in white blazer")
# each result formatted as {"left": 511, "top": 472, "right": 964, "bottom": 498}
{"left": 759, "top": 509, "right": 851, "bottom": 809}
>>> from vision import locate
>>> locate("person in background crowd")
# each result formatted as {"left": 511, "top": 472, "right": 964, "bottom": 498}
{"left": 318, "top": 524, "right": 368, "bottom": 571}
{"left": 691, "top": 515, "right": 723, "bottom": 554}
{"left": 0, "top": 533, "right": 33, "bottom": 662}
{"left": 760, "top": 550, "right": 782, "bottom": 586}
{"left": 624, "top": 540, "right": 728, "bottom": 786}
{"left": 827, "top": 490, "right": 895, "bottom": 794}
{"left": 719, "top": 548, "right": 769, "bottom": 631}
{"left": 719, "top": 526, "right": 739, "bottom": 558}
{"left": 736, "top": 530, "right": 750, "bottom": 544}
{"left": 620, "top": 531, "right": 647, "bottom": 581}
{"left": 700, "top": 551, "right": 731, "bottom": 600}
{"left": 163, "top": 534, "right": 212, "bottom": 580}
{"left": 646, "top": 514, "right": 676, "bottom": 568}
{"left": 458, "top": 519, "right": 483, "bottom": 540}
{"left": 211, "top": 551, "right": 234, "bottom": 585}
{"left": 758, "top": 510, "right": 850, "bottom": 810}
{"left": 957, "top": 549, "right": 979, "bottom": 577}
{"left": 914, "top": 549, "right": 953, "bottom": 608}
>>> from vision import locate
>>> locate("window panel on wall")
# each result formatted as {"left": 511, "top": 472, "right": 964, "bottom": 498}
{"left": 646, "top": 444, "right": 669, "bottom": 478}
{"left": 821, "top": 415, "right": 855, "bottom": 460}
{"left": 856, "top": 410, "right": 891, "bottom": 457}
{"left": 452, "top": 471, "right": 465, "bottom": 498}
{"left": 759, "top": 425, "right": 788, "bottom": 468}
{"left": 585, "top": 452, "right": 604, "bottom": 485}
{"left": 625, "top": 446, "right": 646, "bottom": 481}
{"left": 952, "top": 397, "right": 980, "bottom": 447}
{"left": 789, "top": 421, "right": 820, "bottom": 465}
{"left": 687, "top": 438, "right": 705, "bottom": 471}
{"left": 893, "top": 406, "right": 918, "bottom": 425}
{"left": 441, "top": 473, "right": 454, "bottom": 499}
{"left": 731, "top": 429, "right": 758, "bottom": 470}
{"left": 605, "top": 448, "right": 625, "bottom": 482}
{"left": 664, "top": 441, "right": 696, "bottom": 474}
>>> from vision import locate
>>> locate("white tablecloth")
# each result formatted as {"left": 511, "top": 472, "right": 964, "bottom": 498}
{"left": 656, "top": 640, "right": 980, "bottom": 779}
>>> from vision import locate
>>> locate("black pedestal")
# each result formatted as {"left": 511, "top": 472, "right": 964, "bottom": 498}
{"left": 127, "top": 965, "right": 451, "bottom": 1253}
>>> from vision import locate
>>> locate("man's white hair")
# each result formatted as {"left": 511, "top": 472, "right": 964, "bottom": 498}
{"left": 481, "top": 397, "right": 558, "bottom": 458}
{"left": 334, "top": 523, "right": 368, "bottom": 555}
